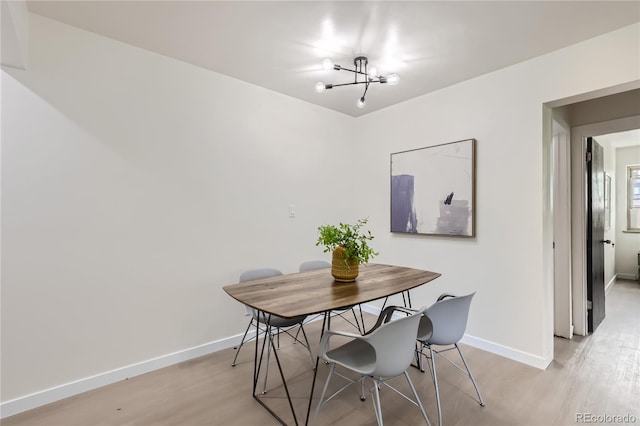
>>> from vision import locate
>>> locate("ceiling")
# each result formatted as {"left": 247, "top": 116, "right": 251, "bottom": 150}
{"left": 597, "top": 129, "right": 640, "bottom": 149}
{"left": 26, "top": 1, "right": 640, "bottom": 117}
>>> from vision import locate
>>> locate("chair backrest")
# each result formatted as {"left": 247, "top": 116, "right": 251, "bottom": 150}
{"left": 239, "top": 268, "right": 283, "bottom": 316}
{"left": 365, "top": 311, "right": 423, "bottom": 377}
{"left": 423, "top": 292, "right": 475, "bottom": 345}
{"left": 299, "top": 260, "right": 330, "bottom": 272}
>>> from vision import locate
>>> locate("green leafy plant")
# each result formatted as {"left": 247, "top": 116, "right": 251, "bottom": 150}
{"left": 316, "top": 218, "right": 379, "bottom": 264}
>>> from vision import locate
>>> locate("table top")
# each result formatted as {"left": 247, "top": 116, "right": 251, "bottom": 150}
{"left": 223, "top": 263, "right": 441, "bottom": 318}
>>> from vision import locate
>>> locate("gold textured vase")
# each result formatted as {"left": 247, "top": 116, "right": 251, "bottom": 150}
{"left": 331, "top": 246, "right": 359, "bottom": 282}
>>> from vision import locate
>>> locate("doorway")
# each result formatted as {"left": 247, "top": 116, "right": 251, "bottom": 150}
{"left": 548, "top": 87, "right": 640, "bottom": 342}
{"left": 568, "top": 116, "right": 640, "bottom": 337}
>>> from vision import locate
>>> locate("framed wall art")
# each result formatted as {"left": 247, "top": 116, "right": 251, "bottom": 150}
{"left": 390, "top": 138, "right": 476, "bottom": 237}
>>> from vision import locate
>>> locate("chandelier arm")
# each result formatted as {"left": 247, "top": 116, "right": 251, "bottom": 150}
{"left": 362, "top": 81, "right": 370, "bottom": 99}
{"left": 334, "top": 66, "right": 369, "bottom": 77}
{"left": 327, "top": 79, "right": 386, "bottom": 89}
{"left": 328, "top": 81, "right": 371, "bottom": 88}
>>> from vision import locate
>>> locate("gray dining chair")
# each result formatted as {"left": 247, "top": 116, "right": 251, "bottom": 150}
{"left": 299, "top": 260, "right": 331, "bottom": 272}
{"left": 416, "top": 292, "right": 485, "bottom": 426}
{"left": 231, "top": 268, "right": 314, "bottom": 394}
{"left": 313, "top": 306, "right": 430, "bottom": 426}
{"left": 299, "top": 260, "right": 363, "bottom": 333}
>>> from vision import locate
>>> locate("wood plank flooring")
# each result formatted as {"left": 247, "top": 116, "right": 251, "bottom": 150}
{"left": 3, "top": 280, "right": 639, "bottom": 426}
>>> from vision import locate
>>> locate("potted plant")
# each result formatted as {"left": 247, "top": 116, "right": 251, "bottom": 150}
{"left": 316, "top": 218, "right": 379, "bottom": 282}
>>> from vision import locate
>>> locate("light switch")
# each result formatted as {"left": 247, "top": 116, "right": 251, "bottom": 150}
{"left": 288, "top": 204, "right": 296, "bottom": 218}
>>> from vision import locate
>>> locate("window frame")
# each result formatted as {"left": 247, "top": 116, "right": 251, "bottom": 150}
{"left": 627, "top": 165, "right": 640, "bottom": 231}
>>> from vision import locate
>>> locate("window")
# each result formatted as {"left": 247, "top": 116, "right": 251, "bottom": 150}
{"left": 628, "top": 165, "right": 640, "bottom": 230}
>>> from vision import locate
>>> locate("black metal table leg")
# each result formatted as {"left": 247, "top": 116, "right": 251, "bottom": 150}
{"left": 304, "top": 311, "right": 329, "bottom": 426}
{"left": 253, "top": 311, "right": 299, "bottom": 425}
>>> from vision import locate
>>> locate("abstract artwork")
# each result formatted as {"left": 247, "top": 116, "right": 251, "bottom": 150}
{"left": 390, "top": 139, "right": 475, "bottom": 237}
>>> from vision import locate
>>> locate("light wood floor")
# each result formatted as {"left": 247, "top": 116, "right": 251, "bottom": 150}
{"left": 3, "top": 280, "right": 639, "bottom": 426}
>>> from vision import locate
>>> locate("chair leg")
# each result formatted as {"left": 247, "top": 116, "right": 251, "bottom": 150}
{"left": 429, "top": 346, "right": 443, "bottom": 426}
{"left": 455, "top": 344, "right": 485, "bottom": 407}
{"left": 293, "top": 314, "right": 320, "bottom": 341}
{"left": 313, "top": 363, "right": 336, "bottom": 426}
{"left": 297, "top": 324, "right": 315, "bottom": 368}
{"left": 416, "top": 341, "right": 425, "bottom": 372}
{"left": 371, "top": 378, "right": 384, "bottom": 426}
{"left": 232, "top": 319, "right": 255, "bottom": 367}
{"left": 404, "top": 371, "right": 431, "bottom": 426}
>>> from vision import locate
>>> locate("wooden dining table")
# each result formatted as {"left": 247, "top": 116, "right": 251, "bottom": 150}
{"left": 223, "top": 263, "right": 441, "bottom": 425}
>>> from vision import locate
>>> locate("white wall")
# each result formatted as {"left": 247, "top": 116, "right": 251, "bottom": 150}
{"left": 0, "top": 0, "right": 29, "bottom": 69}
{"left": 1, "top": 14, "right": 355, "bottom": 405}
{"left": 616, "top": 145, "right": 640, "bottom": 278}
{"left": 352, "top": 23, "right": 640, "bottom": 364}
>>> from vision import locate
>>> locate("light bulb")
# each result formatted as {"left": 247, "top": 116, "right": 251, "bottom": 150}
{"left": 368, "top": 67, "right": 377, "bottom": 79}
{"left": 387, "top": 73, "right": 400, "bottom": 85}
{"left": 315, "top": 82, "right": 326, "bottom": 93}
{"left": 322, "top": 58, "right": 334, "bottom": 71}
{"left": 357, "top": 96, "right": 366, "bottom": 109}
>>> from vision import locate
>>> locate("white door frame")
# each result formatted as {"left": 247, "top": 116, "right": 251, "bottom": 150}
{"left": 552, "top": 117, "right": 573, "bottom": 339}
{"left": 570, "top": 115, "right": 640, "bottom": 336}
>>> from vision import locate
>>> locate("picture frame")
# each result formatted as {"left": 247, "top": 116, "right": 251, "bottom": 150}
{"left": 390, "top": 138, "right": 476, "bottom": 237}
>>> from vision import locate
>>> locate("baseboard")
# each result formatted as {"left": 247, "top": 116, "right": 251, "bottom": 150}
{"left": 605, "top": 274, "right": 618, "bottom": 294}
{"left": 616, "top": 273, "right": 637, "bottom": 281}
{"left": 1, "top": 304, "right": 554, "bottom": 418}
{"left": 360, "top": 303, "right": 552, "bottom": 370}
{"left": 0, "top": 331, "right": 252, "bottom": 419}
{"left": 459, "top": 334, "right": 552, "bottom": 370}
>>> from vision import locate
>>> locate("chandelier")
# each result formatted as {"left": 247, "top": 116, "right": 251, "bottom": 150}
{"left": 315, "top": 56, "right": 399, "bottom": 109}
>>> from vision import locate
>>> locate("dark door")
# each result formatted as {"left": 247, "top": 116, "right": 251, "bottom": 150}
{"left": 586, "top": 137, "right": 606, "bottom": 332}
